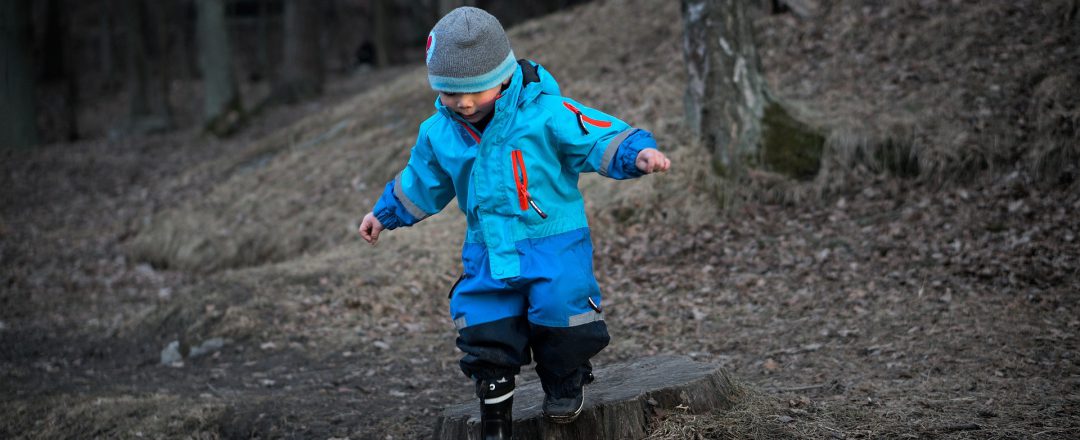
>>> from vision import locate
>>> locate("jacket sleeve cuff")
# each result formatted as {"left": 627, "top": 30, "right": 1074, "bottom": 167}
{"left": 372, "top": 180, "right": 419, "bottom": 230}
{"left": 606, "top": 129, "right": 657, "bottom": 180}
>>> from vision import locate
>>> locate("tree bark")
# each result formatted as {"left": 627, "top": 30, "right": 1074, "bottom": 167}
{"left": 123, "top": 0, "right": 173, "bottom": 134}
{"left": 62, "top": 0, "right": 79, "bottom": 142}
{"left": 41, "top": 0, "right": 65, "bottom": 82}
{"left": 255, "top": 0, "right": 270, "bottom": 81}
{"left": 42, "top": 0, "right": 78, "bottom": 141}
{"left": 173, "top": 0, "right": 196, "bottom": 81}
{"left": 196, "top": 0, "right": 244, "bottom": 136}
{"left": 0, "top": 0, "right": 39, "bottom": 149}
{"left": 433, "top": 356, "right": 739, "bottom": 440}
{"left": 272, "top": 0, "right": 323, "bottom": 103}
{"left": 372, "top": 0, "right": 393, "bottom": 69}
{"left": 682, "top": 0, "right": 823, "bottom": 180}
{"left": 151, "top": 0, "right": 176, "bottom": 116}
{"left": 99, "top": 0, "right": 115, "bottom": 81}
{"left": 682, "top": 0, "right": 770, "bottom": 176}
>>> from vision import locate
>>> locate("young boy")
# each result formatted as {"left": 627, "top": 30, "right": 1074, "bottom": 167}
{"left": 358, "top": 7, "right": 670, "bottom": 439}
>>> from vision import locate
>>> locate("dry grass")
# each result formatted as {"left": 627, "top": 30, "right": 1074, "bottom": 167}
{"left": 3, "top": 394, "right": 226, "bottom": 440}
{"left": 643, "top": 386, "right": 869, "bottom": 440}
{"left": 127, "top": 0, "right": 1078, "bottom": 274}
{"left": 759, "top": 0, "right": 1079, "bottom": 187}
{"left": 4, "top": 1, "right": 1078, "bottom": 438}
{"left": 644, "top": 384, "right": 1003, "bottom": 440}
{"left": 126, "top": 70, "right": 433, "bottom": 273}
{"left": 1028, "top": 73, "right": 1080, "bottom": 182}
{"left": 125, "top": 0, "right": 717, "bottom": 275}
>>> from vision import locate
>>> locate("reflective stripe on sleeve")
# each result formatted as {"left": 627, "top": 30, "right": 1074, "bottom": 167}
{"left": 394, "top": 173, "right": 430, "bottom": 220}
{"left": 597, "top": 128, "right": 635, "bottom": 177}
{"left": 454, "top": 316, "right": 468, "bottom": 330}
{"left": 568, "top": 309, "right": 604, "bottom": 327}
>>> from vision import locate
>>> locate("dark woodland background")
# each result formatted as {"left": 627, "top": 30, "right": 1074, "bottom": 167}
{"left": 2, "top": 0, "right": 589, "bottom": 145}
{"left": 2, "top": 0, "right": 1078, "bottom": 439}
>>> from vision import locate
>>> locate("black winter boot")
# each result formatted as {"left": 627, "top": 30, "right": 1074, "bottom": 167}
{"left": 477, "top": 376, "right": 515, "bottom": 440}
{"left": 542, "top": 370, "right": 594, "bottom": 424}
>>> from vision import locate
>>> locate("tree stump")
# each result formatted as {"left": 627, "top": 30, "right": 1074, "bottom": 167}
{"left": 432, "top": 355, "right": 738, "bottom": 440}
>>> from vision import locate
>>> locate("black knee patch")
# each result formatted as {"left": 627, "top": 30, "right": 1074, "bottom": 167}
{"left": 457, "top": 316, "right": 531, "bottom": 380}
{"left": 530, "top": 320, "right": 610, "bottom": 376}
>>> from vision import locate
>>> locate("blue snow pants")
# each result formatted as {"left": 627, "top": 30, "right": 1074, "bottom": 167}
{"left": 449, "top": 227, "right": 609, "bottom": 397}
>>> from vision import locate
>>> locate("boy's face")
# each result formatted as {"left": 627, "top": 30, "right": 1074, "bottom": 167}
{"left": 439, "top": 81, "right": 506, "bottom": 124}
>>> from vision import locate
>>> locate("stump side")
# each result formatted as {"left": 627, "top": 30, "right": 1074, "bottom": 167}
{"left": 432, "top": 355, "right": 738, "bottom": 440}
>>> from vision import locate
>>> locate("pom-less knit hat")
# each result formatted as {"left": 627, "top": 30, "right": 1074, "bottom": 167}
{"left": 425, "top": 7, "right": 516, "bottom": 93}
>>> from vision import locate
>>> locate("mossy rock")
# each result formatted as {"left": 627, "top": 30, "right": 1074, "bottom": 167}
{"left": 761, "top": 102, "right": 825, "bottom": 181}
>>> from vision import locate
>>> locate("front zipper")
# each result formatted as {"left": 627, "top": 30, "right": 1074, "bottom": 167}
{"left": 453, "top": 117, "right": 481, "bottom": 144}
{"left": 510, "top": 149, "right": 547, "bottom": 219}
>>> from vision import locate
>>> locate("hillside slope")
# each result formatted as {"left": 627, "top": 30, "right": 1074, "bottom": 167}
{"left": 129, "top": 0, "right": 1078, "bottom": 275}
{"left": 2, "top": 0, "right": 1077, "bottom": 439}
{"left": 759, "top": 0, "right": 1078, "bottom": 183}
{"left": 127, "top": 0, "right": 702, "bottom": 275}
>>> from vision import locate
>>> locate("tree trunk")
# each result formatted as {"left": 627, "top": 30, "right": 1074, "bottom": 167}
{"left": 42, "top": 0, "right": 78, "bottom": 141}
{"left": 173, "top": 0, "right": 196, "bottom": 81}
{"left": 372, "top": 0, "right": 393, "bottom": 68}
{"left": 272, "top": 0, "right": 323, "bottom": 103}
{"left": 62, "top": 0, "right": 79, "bottom": 142}
{"left": 196, "top": 0, "right": 244, "bottom": 136}
{"left": 41, "top": 0, "right": 65, "bottom": 82}
{"left": 0, "top": 0, "right": 39, "bottom": 149}
{"left": 123, "top": 0, "right": 173, "bottom": 134}
{"left": 682, "top": 0, "right": 823, "bottom": 180}
{"left": 682, "top": 0, "right": 769, "bottom": 176}
{"left": 150, "top": 0, "right": 175, "bottom": 120}
{"left": 99, "top": 0, "right": 115, "bottom": 81}
{"left": 433, "top": 356, "right": 739, "bottom": 440}
{"left": 255, "top": 0, "right": 270, "bottom": 81}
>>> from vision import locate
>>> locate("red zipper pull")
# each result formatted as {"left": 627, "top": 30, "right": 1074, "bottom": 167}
{"left": 512, "top": 150, "right": 529, "bottom": 211}
{"left": 511, "top": 150, "right": 547, "bottom": 220}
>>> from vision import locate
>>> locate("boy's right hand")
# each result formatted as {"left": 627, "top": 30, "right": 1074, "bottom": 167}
{"left": 359, "top": 212, "right": 384, "bottom": 245}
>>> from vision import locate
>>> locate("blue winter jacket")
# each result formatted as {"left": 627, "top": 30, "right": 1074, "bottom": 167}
{"left": 373, "top": 60, "right": 657, "bottom": 279}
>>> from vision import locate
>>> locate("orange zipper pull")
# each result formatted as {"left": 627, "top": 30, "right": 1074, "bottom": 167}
{"left": 511, "top": 150, "right": 547, "bottom": 220}
{"left": 511, "top": 150, "right": 529, "bottom": 210}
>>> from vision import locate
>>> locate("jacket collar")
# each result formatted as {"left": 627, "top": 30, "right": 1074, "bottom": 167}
{"left": 433, "top": 60, "right": 562, "bottom": 126}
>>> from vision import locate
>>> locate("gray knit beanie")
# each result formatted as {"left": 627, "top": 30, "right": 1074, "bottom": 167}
{"left": 425, "top": 7, "right": 516, "bottom": 93}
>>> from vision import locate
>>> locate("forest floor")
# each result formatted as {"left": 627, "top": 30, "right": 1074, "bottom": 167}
{"left": 2, "top": 0, "right": 1078, "bottom": 439}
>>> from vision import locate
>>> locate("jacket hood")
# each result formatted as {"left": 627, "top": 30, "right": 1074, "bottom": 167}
{"left": 517, "top": 60, "right": 562, "bottom": 105}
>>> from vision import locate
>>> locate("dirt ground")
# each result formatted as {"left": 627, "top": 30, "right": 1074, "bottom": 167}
{"left": 2, "top": 0, "right": 1078, "bottom": 439}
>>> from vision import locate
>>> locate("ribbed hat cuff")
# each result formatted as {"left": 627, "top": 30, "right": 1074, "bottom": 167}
{"left": 428, "top": 52, "right": 516, "bottom": 93}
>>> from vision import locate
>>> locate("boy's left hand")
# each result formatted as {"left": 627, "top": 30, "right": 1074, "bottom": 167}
{"left": 635, "top": 148, "right": 671, "bottom": 174}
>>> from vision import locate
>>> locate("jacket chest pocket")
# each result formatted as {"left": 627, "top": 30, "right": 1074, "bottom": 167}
{"left": 510, "top": 149, "right": 547, "bottom": 221}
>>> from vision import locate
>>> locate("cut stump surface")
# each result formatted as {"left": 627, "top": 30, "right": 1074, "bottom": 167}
{"left": 433, "top": 355, "right": 738, "bottom": 440}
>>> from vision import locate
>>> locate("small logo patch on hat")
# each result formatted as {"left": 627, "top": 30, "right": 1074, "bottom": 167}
{"left": 425, "top": 32, "right": 436, "bottom": 64}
